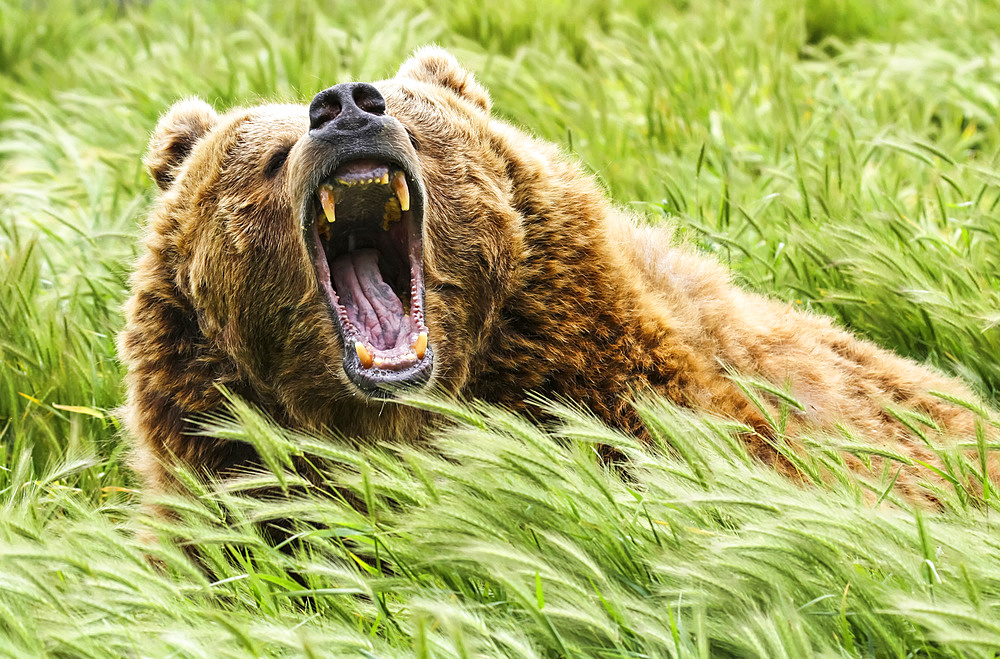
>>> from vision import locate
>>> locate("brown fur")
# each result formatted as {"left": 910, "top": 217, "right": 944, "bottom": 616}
{"left": 120, "top": 48, "right": 995, "bottom": 507}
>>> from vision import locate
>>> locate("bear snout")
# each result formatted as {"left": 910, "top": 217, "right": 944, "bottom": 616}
{"left": 309, "top": 82, "right": 388, "bottom": 138}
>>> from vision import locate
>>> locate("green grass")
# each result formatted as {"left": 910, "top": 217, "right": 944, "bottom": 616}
{"left": 2, "top": 0, "right": 1000, "bottom": 655}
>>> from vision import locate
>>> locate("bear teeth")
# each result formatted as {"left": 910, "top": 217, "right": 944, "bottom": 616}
{"left": 391, "top": 171, "right": 409, "bottom": 212}
{"left": 355, "top": 342, "right": 374, "bottom": 368}
{"left": 413, "top": 331, "right": 427, "bottom": 359}
{"left": 318, "top": 169, "right": 409, "bottom": 232}
{"left": 352, "top": 332, "right": 426, "bottom": 372}
{"left": 333, "top": 173, "right": 391, "bottom": 187}
{"left": 382, "top": 198, "right": 401, "bottom": 231}
{"left": 318, "top": 184, "right": 337, "bottom": 225}
{"left": 381, "top": 172, "right": 408, "bottom": 229}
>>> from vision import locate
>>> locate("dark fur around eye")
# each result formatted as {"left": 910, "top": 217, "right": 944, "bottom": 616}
{"left": 263, "top": 145, "right": 292, "bottom": 178}
{"left": 404, "top": 126, "right": 420, "bottom": 151}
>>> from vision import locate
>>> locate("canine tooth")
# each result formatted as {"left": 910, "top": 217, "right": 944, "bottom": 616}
{"left": 355, "top": 342, "right": 373, "bottom": 368}
{"left": 413, "top": 331, "right": 427, "bottom": 359}
{"left": 319, "top": 186, "right": 336, "bottom": 224}
{"left": 392, "top": 171, "right": 410, "bottom": 212}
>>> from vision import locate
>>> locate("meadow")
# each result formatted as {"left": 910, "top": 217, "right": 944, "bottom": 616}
{"left": 2, "top": 0, "right": 1000, "bottom": 655}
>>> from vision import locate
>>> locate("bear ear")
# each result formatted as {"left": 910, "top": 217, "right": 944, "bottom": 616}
{"left": 144, "top": 98, "right": 219, "bottom": 190}
{"left": 396, "top": 47, "right": 491, "bottom": 113}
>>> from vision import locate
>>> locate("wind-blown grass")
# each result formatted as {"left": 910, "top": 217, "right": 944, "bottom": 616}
{"left": 2, "top": 0, "right": 1000, "bottom": 655}
{"left": 4, "top": 396, "right": 1000, "bottom": 657}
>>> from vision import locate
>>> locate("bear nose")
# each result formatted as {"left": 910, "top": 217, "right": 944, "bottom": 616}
{"left": 309, "top": 82, "right": 386, "bottom": 133}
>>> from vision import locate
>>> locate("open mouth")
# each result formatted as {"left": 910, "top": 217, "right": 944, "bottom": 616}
{"left": 308, "top": 158, "right": 433, "bottom": 395}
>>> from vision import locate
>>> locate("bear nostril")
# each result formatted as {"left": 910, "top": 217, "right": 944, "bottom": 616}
{"left": 309, "top": 92, "right": 342, "bottom": 131}
{"left": 353, "top": 84, "right": 385, "bottom": 116}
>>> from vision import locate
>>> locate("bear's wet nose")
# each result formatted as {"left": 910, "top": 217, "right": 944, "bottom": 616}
{"left": 309, "top": 82, "right": 386, "bottom": 133}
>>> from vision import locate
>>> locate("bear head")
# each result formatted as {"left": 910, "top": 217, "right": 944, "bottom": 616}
{"left": 123, "top": 48, "right": 561, "bottom": 455}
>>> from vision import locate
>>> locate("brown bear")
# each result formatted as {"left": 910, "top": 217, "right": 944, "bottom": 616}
{"left": 120, "top": 47, "right": 995, "bottom": 508}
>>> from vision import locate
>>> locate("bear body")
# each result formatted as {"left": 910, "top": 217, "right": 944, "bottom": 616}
{"left": 120, "top": 48, "right": 992, "bottom": 506}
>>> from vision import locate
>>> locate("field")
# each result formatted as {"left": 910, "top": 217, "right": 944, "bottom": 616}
{"left": 3, "top": 0, "right": 1000, "bottom": 656}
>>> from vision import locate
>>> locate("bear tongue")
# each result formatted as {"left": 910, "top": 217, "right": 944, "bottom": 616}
{"left": 330, "top": 249, "right": 407, "bottom": 351}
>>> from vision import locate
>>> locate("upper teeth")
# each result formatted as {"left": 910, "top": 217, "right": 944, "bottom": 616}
{"left": 316, "top": 170, "right": 411, "bottom": 230}
{"left": 333, "top": 172, "right": 391, "bottom": 187}
{"left": 391, "top": 171, "right": 409, "bottom": 212}
{"left": 318, "top": 185, "right": 336, "bottom": 225}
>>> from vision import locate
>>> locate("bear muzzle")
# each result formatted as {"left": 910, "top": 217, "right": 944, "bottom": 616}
{"left": 294, "top": 83, "right": 432, "bottom": 398}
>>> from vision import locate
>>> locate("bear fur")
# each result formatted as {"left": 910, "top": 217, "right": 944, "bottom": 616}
{"left": 120, "top": 47, "right": 994, "bottom": 507}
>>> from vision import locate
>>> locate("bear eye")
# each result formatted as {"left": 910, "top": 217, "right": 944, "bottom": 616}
{"left": 263, "top": 145, "right": 292, "bottom": 178}
{"left": 404, "top": 126, "right": 420, "bottom": 151}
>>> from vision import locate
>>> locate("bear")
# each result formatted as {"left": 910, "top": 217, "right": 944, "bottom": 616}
{"left": 120, "top": 47, "right": 995, "bottom": 509}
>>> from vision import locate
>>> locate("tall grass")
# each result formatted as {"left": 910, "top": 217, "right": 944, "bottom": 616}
{"left": 1, "top": 0, "right": 1000, "bottom": 655}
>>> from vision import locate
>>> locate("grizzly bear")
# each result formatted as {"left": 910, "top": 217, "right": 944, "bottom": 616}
{"left": 120, "top": 47, "right": 994, "bottom": 508}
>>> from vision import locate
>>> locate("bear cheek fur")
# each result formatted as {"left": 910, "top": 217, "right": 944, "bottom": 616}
{"left": 182, "top": 124, "right": 304, "bottom": 367}
{"left": 161, "top": 113, "right": 359, "bottom": 440}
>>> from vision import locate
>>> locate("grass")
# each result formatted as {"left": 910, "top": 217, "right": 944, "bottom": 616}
{"left": 2, "top": 0, "right": 1000, "bottom": 655}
